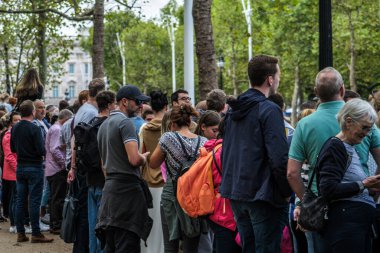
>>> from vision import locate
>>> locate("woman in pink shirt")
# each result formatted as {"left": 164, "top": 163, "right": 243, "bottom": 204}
{"left": 2, "top": 112, "right": 21, "bottom": 233}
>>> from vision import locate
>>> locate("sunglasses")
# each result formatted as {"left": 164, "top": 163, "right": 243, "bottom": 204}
{"left": 127, "top": 97, "right": 143, "bottom": 106}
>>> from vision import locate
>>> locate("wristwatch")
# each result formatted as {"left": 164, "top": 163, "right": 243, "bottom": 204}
{"left": 357, "top": 181, "right": 365, "bottom": 193}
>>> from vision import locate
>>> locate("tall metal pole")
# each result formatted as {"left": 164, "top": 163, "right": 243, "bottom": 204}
{"left": 116, "top": 33, "right": 126, "bottom": 86}
{"left": 167, "top": 17, "right": 177, "bottom": 93}
{"left": 241, "top": 0, "right": 252, "bottom": 61}
{"left": 184, "top": 0, "right": 195, "bottom": 105}
{"left": 319, "top": 0, "right": 333, "bottom": 70}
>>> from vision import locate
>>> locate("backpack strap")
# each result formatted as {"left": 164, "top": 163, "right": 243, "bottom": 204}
{"left": 193, "top": 136, "right": 201, "bottom": 158}
{"left": 174, "top": 132, "right": 191, "bottom": 159}
{"left": 312, "top": 137, "right": 352, "bottom": 192}
{"left": 212, "top": 144, "right": 223, "bottom": 176}
{"left": 174, "top": 132, "right": 201, "bottom": 161}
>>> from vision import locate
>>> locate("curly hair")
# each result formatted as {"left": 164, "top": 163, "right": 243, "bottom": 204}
{"left": 170, "top": 104, "right": 198, "bottom": 128}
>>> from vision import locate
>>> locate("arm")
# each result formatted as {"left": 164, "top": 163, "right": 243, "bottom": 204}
{"left": 287, "top": 159, "right": 306, "bottom": 200}
{"left": 262, "top": 105, "right": 292, "bottom": 197}
{"left": 124, "top": 140, "right": 149, "bottom": 167}
{"left": 149, "top": 144, "right": 165, "bottom": 169}
{"left": 34, "top": 126, "right": 45, "bottom": 157}
{"left": 121, "top": 118, "right": 149, "bottom": 167}
{"left": 3, "top": 132, "right": 17, "bottom": 171}
{"left": 48, "top": 128, "right": 65, "bottom": 168}
{"left": 319, "top": 141, "right": 362, "bottom": 200}
{"left": 67, "top": 135, "right": 76, "bottom": 183}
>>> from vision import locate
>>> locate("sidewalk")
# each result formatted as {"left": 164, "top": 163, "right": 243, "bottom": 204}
{"left": 0, "top": 221, "right": 72, "bottom": 253}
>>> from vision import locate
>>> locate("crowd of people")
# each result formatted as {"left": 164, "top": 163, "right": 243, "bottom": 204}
{"left": 0, "top": 55, "right": 380, "bottom": 253}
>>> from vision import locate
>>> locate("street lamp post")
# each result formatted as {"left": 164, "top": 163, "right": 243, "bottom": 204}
{"left": 167, "top": 16, "right": 177, "bottom": 93}
{"left": 217, "top": 53, "right": 225, "bottom": 90}
{"left": 64, "top": 89, "right": 70, "bottom": 102}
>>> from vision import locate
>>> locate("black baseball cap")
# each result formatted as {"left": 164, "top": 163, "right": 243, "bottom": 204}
{"left": 116, "top": 85, "right": 150, "bottom": 102}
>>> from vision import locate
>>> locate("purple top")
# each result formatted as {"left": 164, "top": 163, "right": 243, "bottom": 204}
{"left": 45, "top": 123, "right": 65, "bottom": 177}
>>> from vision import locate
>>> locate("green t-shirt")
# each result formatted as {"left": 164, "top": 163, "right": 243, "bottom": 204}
{"left": 289, "top": 100, "right": 380, "bottom": 193}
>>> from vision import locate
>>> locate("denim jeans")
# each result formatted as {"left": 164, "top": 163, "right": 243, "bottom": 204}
{"left": 15, "top": 165, "right": 43, "bottom": 235}
{"left": 230, "top": 200, "right": 287, "bottom": 253}
{"left": 88, "top": 186, "right": 104, "bottom": 253}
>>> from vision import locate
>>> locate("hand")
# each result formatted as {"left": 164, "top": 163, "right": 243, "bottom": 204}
{"left": 363, "top": 175, "right": 380, "bottom": 188}
{"left": 141, "top": 152, "right": 150, "bottom": 164}
{"left": 293, "top": 206, "right": 301, "bottom": 221}
{"left": 67, "top": 168, "right": 76, "bottom": 183}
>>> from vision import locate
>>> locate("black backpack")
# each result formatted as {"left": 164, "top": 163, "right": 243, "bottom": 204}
{"left": 73, "top": 117, "right": 106, "bottom": 173}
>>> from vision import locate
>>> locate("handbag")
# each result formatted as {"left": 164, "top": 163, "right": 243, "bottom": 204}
{"left": 298, "top": 137, "right": 352, "bottom": 232}
{"left": 297, "top": 168, "right": 328, "bottom": 232}
{"left": 60, "top": 180, "right": 79, "bottom": 243}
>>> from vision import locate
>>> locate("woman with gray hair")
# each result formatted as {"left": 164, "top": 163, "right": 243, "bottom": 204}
{"left": 317, "top": 98, "right": 380, "bottom": 252}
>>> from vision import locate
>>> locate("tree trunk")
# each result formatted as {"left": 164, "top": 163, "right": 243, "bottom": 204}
{"left": 193, "top": 0, "right": 217, "bottom": 100}
{"left": 291, "top": 65, "right": 300, "bottom": 127}
{"left": 348, "top": 11, "right": 357, "bottom": 92}
{"left": 92, "top": 0, "right": 105, "bottom": 79}
{"left": 3, "top": 43, "right": 11, "bottom": 94}
{"left": 37, "top": 4, "right": 47, "bottom": 95}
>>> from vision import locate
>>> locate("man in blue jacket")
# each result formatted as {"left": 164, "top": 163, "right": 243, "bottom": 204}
{"left": 220, "top": 55, "right": 292, "bottom": 253}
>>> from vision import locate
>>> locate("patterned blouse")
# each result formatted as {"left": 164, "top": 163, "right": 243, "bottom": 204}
{"left": 159, "top": 132, "right": 207, "bottom": 180}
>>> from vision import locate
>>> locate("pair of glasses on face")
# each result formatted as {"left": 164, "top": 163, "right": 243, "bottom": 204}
{"left": 353, "top": 119, "right": 373, "bottom": 132}
{"left": 179, "top": 97, "right": 191, "bottom": 101}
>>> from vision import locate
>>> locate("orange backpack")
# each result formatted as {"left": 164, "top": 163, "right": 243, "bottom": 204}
{"left": 177, "top": 144, "right": 222, "bottom": 218}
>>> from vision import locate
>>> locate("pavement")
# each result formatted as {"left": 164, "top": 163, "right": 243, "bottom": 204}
{"left": 0, "top": 220, "right": 73, "bottom": 253}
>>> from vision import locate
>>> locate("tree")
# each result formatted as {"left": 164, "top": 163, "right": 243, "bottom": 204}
{"left": 193, "top": 0, "right": 218, "bottom": 100}
{"left": 212, "top": 0, "right": 249, "bottom": 96}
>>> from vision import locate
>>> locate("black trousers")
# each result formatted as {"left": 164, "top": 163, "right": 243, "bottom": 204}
{"left": 2, "top": 179, "right": 12, "bottom": 217}
{"left": 207, "top": 219, "right": 241, "bottom": 253}
{"left": 324, "top": 200, "right": 375, "bottom": 253}
{"left": 105, "top": 226, "right": 140, "bottom": 253}
{"left": 72, "top": 171, "right": 89, "bottom": 253}
{"left": 47, "top": 169, "right": 68, "bottom": 229}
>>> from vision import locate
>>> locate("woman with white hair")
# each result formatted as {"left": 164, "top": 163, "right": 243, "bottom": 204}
{"left": 318, "top": 98, "right": 380, "bottom": 253}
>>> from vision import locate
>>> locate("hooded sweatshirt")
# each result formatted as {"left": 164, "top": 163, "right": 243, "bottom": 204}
{"left": 220, "top": 88, "right": 292, "bottom": 207}
{"left": 140, "top": 118, "right": 164, "bottom": 187}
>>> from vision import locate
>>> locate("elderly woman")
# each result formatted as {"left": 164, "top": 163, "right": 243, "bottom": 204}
{"left": 318, "top": 98, "right": 380, "bottom": 253}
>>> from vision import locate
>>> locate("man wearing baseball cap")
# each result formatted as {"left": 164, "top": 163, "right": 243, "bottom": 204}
{"left": 96, "top": 85, "right": 152, "bottom": 252}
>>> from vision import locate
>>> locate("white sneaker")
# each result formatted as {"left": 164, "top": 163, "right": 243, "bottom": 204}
{"left": 24, "top": 226, "right": 32, "bottom": 234}
{"left": 40, "top": 222, "right": 50, "bottom": 232}
{"left": 9, "top": 226, "right": 16, "bottom": 233}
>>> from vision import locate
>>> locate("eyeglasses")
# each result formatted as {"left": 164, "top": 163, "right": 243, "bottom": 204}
{"left": 179, "top": 97, "right": 191, "bottom": 101}
{"left": 353, "top": 119, "right": 373, "bottom": 132}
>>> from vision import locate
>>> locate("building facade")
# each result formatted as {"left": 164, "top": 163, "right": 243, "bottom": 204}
{"left": 44, "top": 38, "right": 92, "bottom": 106}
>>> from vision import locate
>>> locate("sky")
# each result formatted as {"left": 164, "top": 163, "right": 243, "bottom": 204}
{"left": 61, "top": 0, "right": 183, "bottom": 36}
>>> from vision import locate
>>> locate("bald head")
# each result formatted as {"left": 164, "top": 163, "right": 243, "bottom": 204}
{"left": 315, "top": 67, "right": 344, "bottom": 102}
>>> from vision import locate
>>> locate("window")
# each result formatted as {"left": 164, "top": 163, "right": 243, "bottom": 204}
{"left": 85, "top": 63, "right": 89, "bottom": 75}
{"left": 53, "top": 85, "right": 59, "bottom": 98}
{"left": 69, "top": 63, "right": 75, "bottom": 74}
{"left": 69, "top": 86, "right": 75, "bottom": 98}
